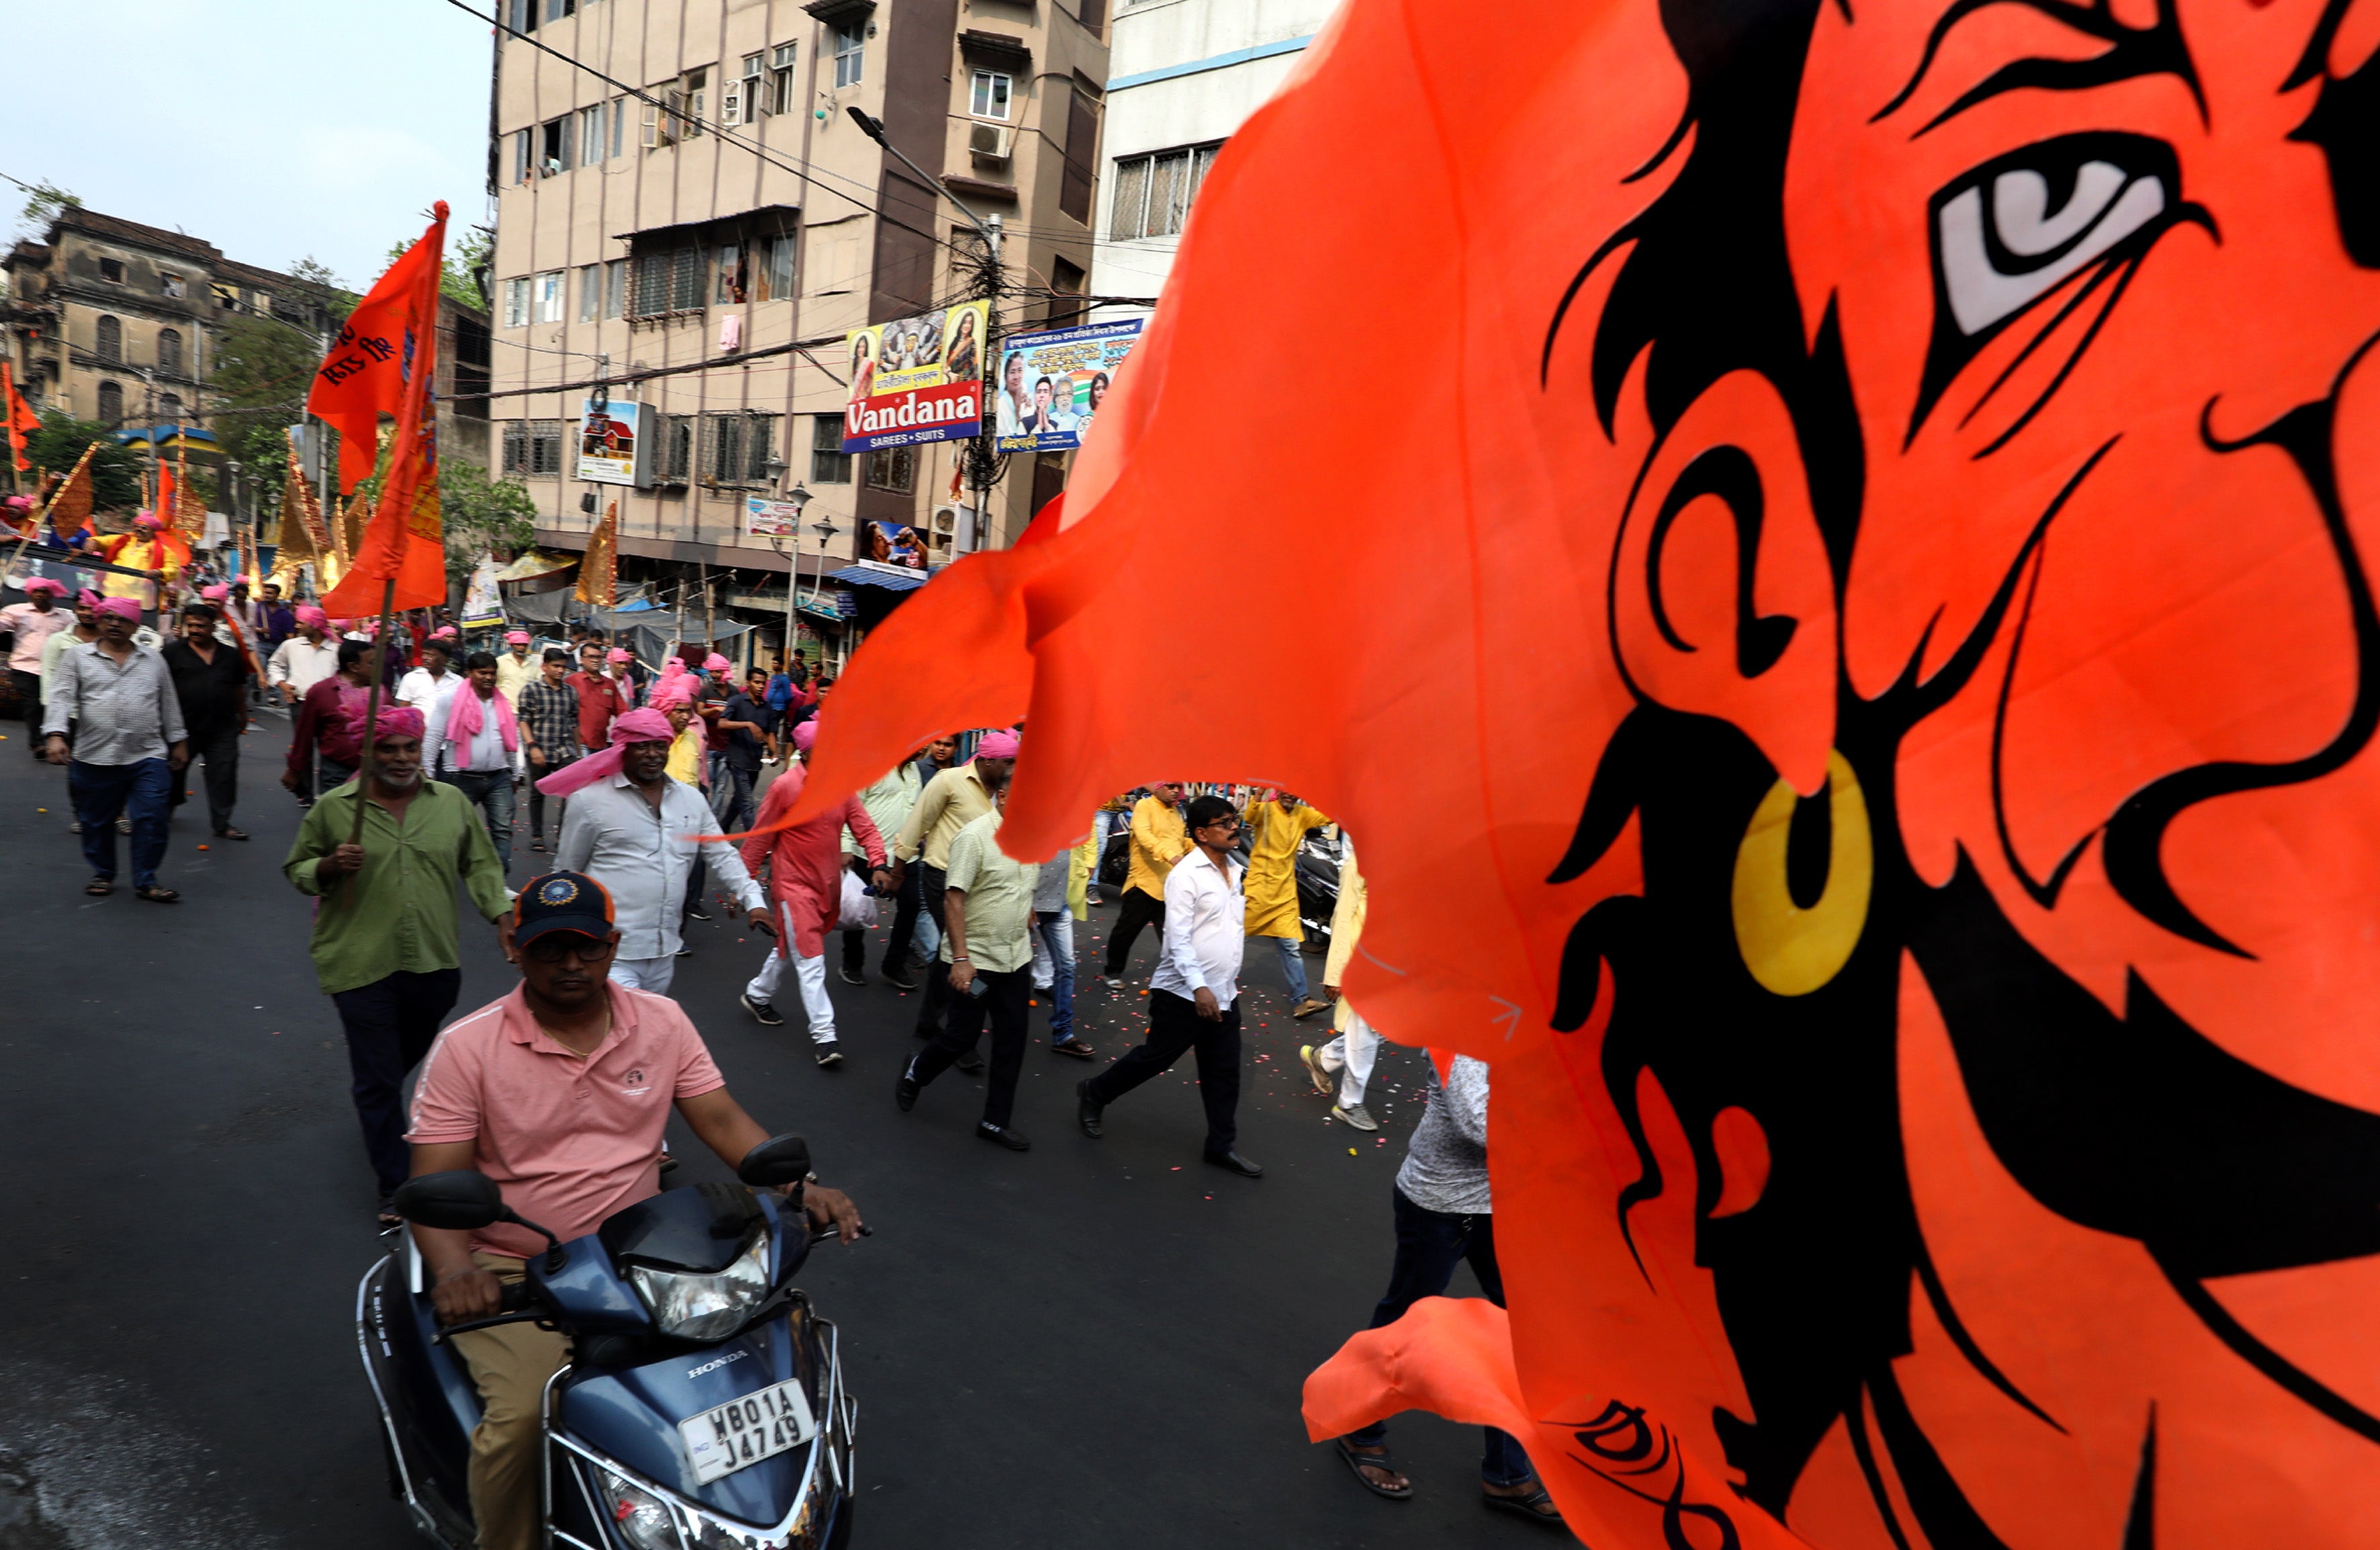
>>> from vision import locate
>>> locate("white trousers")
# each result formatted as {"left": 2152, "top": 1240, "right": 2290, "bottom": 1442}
{"left": 609, "top": 955, "right": 676, "bottom": 995}
{"left": 1315, "top": 1004, "right": 1380, "bottom": 1107}
{"left": 744, "top": 904, "right": 837, "bottom": 1042}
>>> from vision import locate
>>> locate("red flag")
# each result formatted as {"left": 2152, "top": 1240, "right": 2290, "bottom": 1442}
{"left": 788, "top": 1, "right": 2380, "bottom": 1547}
{"left": 1, "top": 363, "right": 36, "bottom": 474}
{"left": 309, "top": 210, "right": 445, "bottom": 496}
{"left": 321, "top": 206, "right": 447, "bottom": 614}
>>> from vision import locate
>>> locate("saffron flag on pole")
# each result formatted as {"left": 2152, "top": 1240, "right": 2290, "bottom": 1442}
{"left": 575, "top": 501, "right": 618, "bottom": 606}
{"left": 39, "top": 443, "right": 95, "bottom": 540}
{"left": 787, "top": 1, "right": 2380, "bottom": 1547}
{"left": 320, "top": 205, "right": 447, "bottom": 615}
{"left": 1, "top": 363, "right": 37, "bottom": 474}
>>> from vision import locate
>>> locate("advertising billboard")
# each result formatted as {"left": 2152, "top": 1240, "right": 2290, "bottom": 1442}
{"left": 745, "top": 494, "right": 804, "bottom": 540}
{"left": 578, "top": 389, "right": 644, "bottom": 485}
{"left": 839, "top": 300, "right": 991, "bottom": 454}
{"left": 990, "top": 319, "right": 1143, "bottom": 454}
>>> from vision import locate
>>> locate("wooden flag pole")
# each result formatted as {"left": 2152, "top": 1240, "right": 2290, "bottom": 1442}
{"left": 342, "top": 574, "right": 401, "bottom": 855}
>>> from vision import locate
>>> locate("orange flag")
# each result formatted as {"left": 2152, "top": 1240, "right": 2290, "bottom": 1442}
{"left": 1, "top": 363, "right": 37, "bottom": 474}
{"left": 40, "top": 443, "right": 95, "bottom": 540}
{"left": 576, "top": 501, "right": 618, "bottom": 606}
{"left": 789, "top": 1, "right": 2380, "bottom": 1547}
{"left": 321, "top": 206, "right": 447, "bottom": 614}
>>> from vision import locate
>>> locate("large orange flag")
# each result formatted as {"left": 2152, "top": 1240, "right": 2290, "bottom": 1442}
{"left": 794, "top": 0, "right": 2380, "bottom": 1546}
{"left": 320, "top": 206, "right": 447, "bottom": 614}
{"left": 1, "top": 363, "right": 37, "bottom": 474}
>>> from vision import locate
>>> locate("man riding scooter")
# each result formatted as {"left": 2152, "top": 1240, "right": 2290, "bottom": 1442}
{"left": 404, "top": 868, "right": 865, "bottom": 1550}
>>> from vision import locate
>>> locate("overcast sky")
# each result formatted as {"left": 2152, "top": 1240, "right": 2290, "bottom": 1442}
{"left": 6, "top": 0, "right": 495, "bottom": 289}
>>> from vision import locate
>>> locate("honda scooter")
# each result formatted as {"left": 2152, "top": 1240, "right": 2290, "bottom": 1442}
{"left": 359, "top": 1135, "right": 859, "bottom": 1549}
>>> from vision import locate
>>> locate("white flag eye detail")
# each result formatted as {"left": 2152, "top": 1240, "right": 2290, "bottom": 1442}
{"left": 1938, "top": 167, "right": 2166, "bottom": 336}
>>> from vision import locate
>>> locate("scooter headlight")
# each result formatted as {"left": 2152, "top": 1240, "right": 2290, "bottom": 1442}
{"left": 597, "top": 1468, "right": 681, "bottom": 1550}
{"left": 627, "top": 1230, "right": 771, "bottom": 1341}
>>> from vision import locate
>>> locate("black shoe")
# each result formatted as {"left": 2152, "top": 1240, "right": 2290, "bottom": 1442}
{"left": 838, "top": 965, "right": 866, "bottom": 986}
{"left": 1205, "top": 1150, "right": 1264, "bottom": 1178}
{"left": 1076, "top": 1080, "right": 1105, "bottom": 1139}
{"left": 814, "top": 1044, "right": 844, "bottom": 1069}
{"left": 955, "top": 1049, "right": 985, "bottom": 1075}
{"left": 880, "top": 965, "right": 918, "bottom": 991}
{"left": 686, "top": 904, "right": 712, "bottom": 922}
{"left": 976, "top": 1121, "right": 1030, "bottom": 1152}
{"left": 658, "top": 1152, "right": 680, "bottom": 1176}
{"left": 895, "top": 1066, "right": 920, "bottom": 1112}
{"left": 740, "top": 992, "right": 783, "bottom": 1027}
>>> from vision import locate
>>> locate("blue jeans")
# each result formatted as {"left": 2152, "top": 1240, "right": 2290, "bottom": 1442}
{"left": 1032, "top": 910, "right": 1076, "bottom": 1042}
{"left": 70, "top": 757, "right": 173, "bottom": 887}
{"left": 448, "top": 768, "right": 515, "bottom": 871}
{"left": 1347, "top": 1185, "right": 1533, "bottom": 1488}
{"left": 1271, "top": 934, "right": 1311, "bottom": 1002}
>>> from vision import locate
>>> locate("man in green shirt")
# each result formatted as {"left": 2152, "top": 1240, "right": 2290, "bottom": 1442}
{"left": 283, "top": 703, "right": 515, "bottom": 1224}
{"left": 894, "top": 767, "right": 1039, "bottom": 1151}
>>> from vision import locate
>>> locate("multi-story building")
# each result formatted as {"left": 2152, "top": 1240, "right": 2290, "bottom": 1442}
{"left": 1088, "top": 0, "right": 1333, "bottom": 318}
{"left": 486, "top": 0, "right": 1110, "bottom": 662}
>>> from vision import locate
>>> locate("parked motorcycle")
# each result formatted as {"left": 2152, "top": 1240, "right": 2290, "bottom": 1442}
{"left": 1294, "top": 828, "right": 1342, "bottom": 955}
{"left": 359, "top": 1135, "right": 859, "bottom": 1549}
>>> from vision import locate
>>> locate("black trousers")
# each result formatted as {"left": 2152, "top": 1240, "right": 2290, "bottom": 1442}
{"left": 527, "top": 754, "right": 576, "bottom": 838}
{"left": 909, "top": 965, "right": 1030, "bottom": 1127}
{"left": 909, "top": 864, "right": 950, "bottom": 1036}
{"left": 879, "top": 862, "right": 928, "bottom": 972}
{"left": 1084, "top": 987, "right": 1241, "bottom": 1154}
{"left": 1102, "top": 886, "right": 1166, "bottom": 977}
{"left": 169, "top": 722, "right": 241, "bottom": 831}
{"left": 11, "top": 670, "right": 42, "bottom": 757}
{"left": 330, "top": 967, "right": 462, "bottom": 1197}
{"left": 842, "top": 928, "right": 867, "bottom": 973}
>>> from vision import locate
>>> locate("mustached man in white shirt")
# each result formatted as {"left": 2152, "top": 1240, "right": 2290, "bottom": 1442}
{"left": 1075, "top": 792, "right": 1264, "bottom": 1177}
{"left": 396, "top": 638, "right": 463, "bottom": 774}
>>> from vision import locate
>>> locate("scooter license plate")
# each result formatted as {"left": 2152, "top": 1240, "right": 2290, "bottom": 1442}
{"left": 680, "top": 1380, "right": 818, "bottom": 1486}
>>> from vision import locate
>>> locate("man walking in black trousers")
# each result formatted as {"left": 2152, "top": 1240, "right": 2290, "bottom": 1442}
{"left": 160, "top": 602, "right": 253, "bottom": 840}
{"left": 887, "top": 731, "right": 1016, "bottom": 1043}
{"left": 1100, "top": 781, "right": 1188, "bottom": 986}
{"left": 1077, "top": 793, "right": 1263, "bottom": 1176}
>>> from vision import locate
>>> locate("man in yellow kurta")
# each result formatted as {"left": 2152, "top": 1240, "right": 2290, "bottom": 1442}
{"left": 1301, "top": 830, "right": 1380, "bottom": 1129}
{"left": 1098, "top": 782, "right": 1190, "bottom": 986}
{"left": 96, "top": 514, "right": 180, "bottom": 614}
{"left": 1242, "top": 791, "right": 1333, "bottom": 1018}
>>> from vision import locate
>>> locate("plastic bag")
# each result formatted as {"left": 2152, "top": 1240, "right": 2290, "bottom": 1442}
{"left": 837, "top": 869, "right": 879, "bottom": 931}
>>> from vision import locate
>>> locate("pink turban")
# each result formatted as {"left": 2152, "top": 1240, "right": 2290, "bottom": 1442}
{"left": 296, "top": 605, "right": 329, "bottom": 628}
{"left": 974, "top": 730, "right": 1020, "bottom": 760}
{"left": 22, "top": 578, "right": 65, "bottom": 597}
{"left": 605, "top": 648, "right": 631, "bottom": 663}
{"left": 793, "top": 719, "right": 820, "bottom": 753}
{"left": 649, "top": 683, "right": 693, "bottom": 712}
{"left": 665, "top": 656, "right": 686, "bottom": 673}
{"left": 94, "top": 597, "right": 142, "bottom": 623}
{"left": 77, "top": 589, "right": 103, "bottom": 608}
{"left": 504, "top": 630, "right": 531, "bottom": 644}
{"left": 535, "top": 707, "right": 675, "bottom": 798}
{"left": 433, "top": 626, "right": 459, "bottom": 640}
{"left": 3, "top": 495, "right": 29, "bottom": 513}
{"left": 201, "top": 584, "right": 229, "bottom": 601}
{"left": 347, "top": 702, "right": 428, "bottom": 746}
{"left": 134, "top": 513, "right": 161, "bottom": 530}
{"left": 703, "top": 653, "right": 732, "bottom": 672}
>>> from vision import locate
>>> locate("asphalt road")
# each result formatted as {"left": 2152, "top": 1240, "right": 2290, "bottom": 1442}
{"left": 0, "top": 717, "right": 1553, "bottom": 1550}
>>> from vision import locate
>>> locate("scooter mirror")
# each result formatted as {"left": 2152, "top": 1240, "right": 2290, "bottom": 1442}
{"left": 393, "top": 1170, "right": 509, "bottom": 1231}
{"left": 737, "top": 1134, "right": 812, "bottom": 1188}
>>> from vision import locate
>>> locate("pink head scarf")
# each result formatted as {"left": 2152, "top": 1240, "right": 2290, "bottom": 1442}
{"left": 22, "top": 578, "right": 65, "bottom": 598}
{"left": 649, "top": 683, "right": 694, "bottom": 712}
{"left": 793, "top": 719, "right": 820, "bottom": 753}
{"left": 134, "top": 513, "right": 161, "bottom": 531}
{"left": 95, "top": 597, "right": 141, "bottom": 623}
{"left": 77, "top": 588, "right": 103, "bottom": 609}
{"left": 296, "top": 605, "right": 330, "bottom": 629}
{"left": 201, "top": 584, "right": 229, "bottom": 602}
{"left": 504, "top": 630, "right": 531, "bottom": 644}
{"left": 444, "top": 681, "right": 519, "bottom": 755}
{"left": 535, "top": 707, "right": 675, "bottom": 797}
{"left": 605, "top": 648, "right": 631, "bottom": 664}
{"left": 703, "top": 653, "right": 732, "bottom": 673}
{"left": 974, "top": 729, "right": 1020, "bottom": 760}
{"left": 347, "top": 702, "right": 428, "bottom": 748}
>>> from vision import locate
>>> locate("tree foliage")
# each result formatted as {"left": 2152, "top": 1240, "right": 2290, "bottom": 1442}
{"left": 439, "top": 462, "right": 539, "bottom": 578}
{"left": 378, "top": 225, "right": 494, "bottom": 313}
{"left": 26, "top": 411, "right": 144, "bottom": 513}
{"left": 16, "top": 180, "right": 80, "bottom": 236}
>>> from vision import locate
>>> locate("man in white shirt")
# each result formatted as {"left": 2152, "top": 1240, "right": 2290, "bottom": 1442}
{"left": 396, "top": 638, "right": 462, "bottom": 774}
{"left": 1076, "top": 793, "right": 1262, "bottom": 1176}
{"left": 425, "top": 650, "right": 521, "bottom": 871}
{"left": 552, "top": 707, "right": 768, "bottom": 994}
{"left": 268, "top": 606, "right": 340, "bottom": 705}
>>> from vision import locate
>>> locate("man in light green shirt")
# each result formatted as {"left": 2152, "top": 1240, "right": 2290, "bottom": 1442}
{"left": 895, "top": 779, "right": 1040, "bottom": 1152}
{"left": 840, "top": 759, "right": 920, "bottom": 986}
{"left": 283, "top": 707, "right": 515, "bottom": 1223}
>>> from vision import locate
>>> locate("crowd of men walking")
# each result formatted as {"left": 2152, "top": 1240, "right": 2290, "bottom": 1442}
{"left": 3, "top": 583, "right": 1565, "bottom": 1531}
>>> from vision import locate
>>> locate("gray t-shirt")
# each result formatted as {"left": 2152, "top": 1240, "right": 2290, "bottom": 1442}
{"left": 1395, "top": 1056, "right": 1490, "bottom": 1215}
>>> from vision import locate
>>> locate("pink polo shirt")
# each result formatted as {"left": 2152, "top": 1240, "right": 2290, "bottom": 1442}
{"left": 406, "top": 982, "right": 726, "bottom": 1262}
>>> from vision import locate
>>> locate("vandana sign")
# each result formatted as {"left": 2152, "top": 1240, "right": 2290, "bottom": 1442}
{"left": 838, "top": 300, "right": 991, "bottom": 454}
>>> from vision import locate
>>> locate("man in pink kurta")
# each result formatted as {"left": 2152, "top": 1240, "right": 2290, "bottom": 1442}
{"left": 740, "top": 719, "right": 892, "bottom": 1065}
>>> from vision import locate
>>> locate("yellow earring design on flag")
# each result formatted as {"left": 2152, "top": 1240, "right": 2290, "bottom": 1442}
{"left": 1731, "top": 749, "right": 1871, "bottom": 997}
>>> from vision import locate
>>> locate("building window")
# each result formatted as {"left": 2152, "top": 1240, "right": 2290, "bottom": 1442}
{"left": 1047, "top": 257, "right": 1086, "bottom": 327}
{"left": 501, "top": 419, "right": 567, "bottom": 476}
{"left": 770, "top": 44, "right": 797, "bottom": 115}
{"left": 544, "top": 0, "right": 574, "bottom": 19}
{"left": 729, "top": 53, "right": 762, "bottom": 125}
{"left": 513, "top": 128, "right": 532, "bottom": 183}
{"left": 603, "top": 258, "right": 627, "bottom": 319}
{"left": 507, "top": 0, "right": 535, "bottom": 31}
{"left": 630, "top": 249, "right": 703, "bottom": 316}
{"left": 1061, "top": 84, "right": 1101, "bottom": 224}
{"left": 865, "top": 444, "right": 915, "bottom": 494}
{"left": 833, "top": 26, "right": 863, "bottom": 88}
{"left": 161, "top": 271, "right": 186, "bottom": 298}
{"left": 157, "top": 328, "right": 183, "bottom": 375}
{"left": 970, "top": 71, "right": 1012, "bottom": 120}
{"left": 160, "top": 392, "right": 183, "bottom": 421}
{"left": 699, "top": 413, "right": 778, "bottom": 485}
{"left": 760, "top": 235, "right": 795, "bottom": 302}
{"left": 578, "top": 264, "right": 601, "bottom": 322}
{"left": 502, "top": 277, "right": 529, "bottom": 328}
{"left": 534, "top": 270, "right": 565, "bottom": 322}
{"left": 681, "top": 67, "right": 708, "bottom": 136}
{"left": 609, "top": 96, "right": 627, "bottom": 157}
{"left": 95, "top": 315, "right": 122, "bottom": 362}
{"left": 540, "top": 116, "right": 570, "bottom": 174}
{"left": 1078, "top": 0, "right": 1106, "bottom": 34}
{"left": 714, "top": 245, "right": 742, "bottom": 304}
{"left": 580, "top": 103, "right": 606, "bottom": 165}
{"left": 810, "top": 415, "right": 850, "bottom": 483}
{"left": 1108, "top": 142, "right": 1222, "bottom": 240}
{"left": 99, "top": 258, "right": 124, "bottom": 284}
{"left": 97, "top": 380, "right": 124, "bottom": 423}
{"left": 658, "top": 415, "right": 694, "bottom": 482}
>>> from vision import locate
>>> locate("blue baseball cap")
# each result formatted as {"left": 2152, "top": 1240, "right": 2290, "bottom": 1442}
{"left": 512, "top": 870, "right": 616, "bottom": 947}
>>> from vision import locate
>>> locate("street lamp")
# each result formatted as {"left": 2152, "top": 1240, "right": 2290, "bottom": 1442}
{"left": 764, "top": 480, "right": 816, "bottom": 671}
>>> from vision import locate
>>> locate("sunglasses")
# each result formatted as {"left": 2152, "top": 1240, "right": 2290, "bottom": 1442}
{"left": 525, "top": 933, "right": 615, "bottom": 963}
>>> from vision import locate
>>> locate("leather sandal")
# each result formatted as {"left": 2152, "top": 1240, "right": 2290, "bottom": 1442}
{"left": 1481, "top": 1481, "right": 1564, "bottom": 1524}
{"left": 1335, "top": 1439, "right": 1412, "bottom": 1500}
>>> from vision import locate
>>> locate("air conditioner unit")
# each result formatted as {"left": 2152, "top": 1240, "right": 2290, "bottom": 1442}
{"left": 968, "top": 123, "right": 1014, "bottom": 162}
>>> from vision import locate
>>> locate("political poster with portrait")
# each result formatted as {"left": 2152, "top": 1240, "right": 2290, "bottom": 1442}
{"left": 578, "top": 388, "right": 643, "bottom": 485}
{"left": 745, "top": 494, "right": 803, "bottom": 540}
{"left": 989, "top": 319, "right": 1142, "bottom": 454}
{"left": 839, "top": 300, "right": 991, "bottom": 454}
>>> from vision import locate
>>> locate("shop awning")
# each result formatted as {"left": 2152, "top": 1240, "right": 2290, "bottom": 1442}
{"left": 827, "top": 563, "right": 927, "bottom": 593}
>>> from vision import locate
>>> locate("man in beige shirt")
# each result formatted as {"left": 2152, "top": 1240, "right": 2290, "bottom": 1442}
{"left": 888, "top": 734, "right": 1018, "bottom": 1039}
{"left": 895, "top": 770, "right": 1039, "bottom": 1150}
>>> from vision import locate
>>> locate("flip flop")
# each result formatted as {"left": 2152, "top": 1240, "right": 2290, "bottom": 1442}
{"left": 1481, "top": 1482, "right": 1564, "bottom": 1524}
{"left": 85, "top": 878, "right": 114, "bottom": 896}
{"left": 1335, "top": 1439, "right": 1412, "bottom": 1500}
{"left": 134, "top": 885, "right": 181, "bottom": 904}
